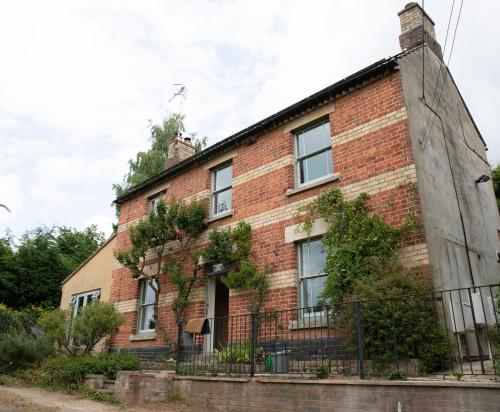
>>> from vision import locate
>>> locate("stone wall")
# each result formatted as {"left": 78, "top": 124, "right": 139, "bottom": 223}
{"left": 114, "top": 372, "right": 500, "bottom": 412}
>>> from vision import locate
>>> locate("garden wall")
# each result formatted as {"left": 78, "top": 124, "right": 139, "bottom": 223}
{"left": 114, "top": 371, "right": 500, "bottom": 411}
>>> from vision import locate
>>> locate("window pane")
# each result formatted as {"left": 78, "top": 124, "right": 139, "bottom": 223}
{"left": 214, "top": 164, "right": 232, "bottom": 190}
{"left": 143, "top": 280, "right": 157, "bottom": 305}
{"left": 214, "top": 188, "right": 232, "bottom": 214}
{"left": 297, "top": 122, "right": 330, "bottom": 157}
{"left": 308, "top": 240, "right": 327, "bottom": 276}
{"left": 140, "top": 305, "right": 155, "bottom": 331}
{"left": 299, "top": 149, "right": 332, "bottom": 184}
{"left": 301, "top": 276, "right": 327, "bottom": 310}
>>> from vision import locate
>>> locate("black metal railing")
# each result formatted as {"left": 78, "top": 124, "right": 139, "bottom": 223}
{"left": 175, "top": 284, "right": 500, "bottom": 378}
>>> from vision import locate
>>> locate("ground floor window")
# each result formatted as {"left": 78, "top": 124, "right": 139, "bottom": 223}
{"left": 298, "top": 238, "right": 327, "bottom": 316}
{"left": 138, "top": 278, "right": 157, "bottom": 332}
{"left": 69, "top": 289, "right": 101, "bottom": 319}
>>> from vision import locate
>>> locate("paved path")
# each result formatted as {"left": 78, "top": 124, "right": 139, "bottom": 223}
{"left": 0, "top": 386, "right": 192, "bottom": 412}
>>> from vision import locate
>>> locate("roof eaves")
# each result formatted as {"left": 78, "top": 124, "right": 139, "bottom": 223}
{"left": 115, "top": 54, "right": 400, "bottom": 204}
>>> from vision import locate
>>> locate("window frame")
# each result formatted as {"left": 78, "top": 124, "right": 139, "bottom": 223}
{"left": 147, "top": 190, "right": 166, "bottom": 214}
{"left": 210, "top": 161, "right": 233, "bottom": 218}
{"left": 294, "top": 119, "right": 333, "bottom": 188}
{"left": 297, "top": 238, "right": 327, "bottom": 318}
{"left": 138, "top": 278, "right": 157, "bottom": 333}
{"left": 70, "top": 289, "right": 101, "bottom": 319}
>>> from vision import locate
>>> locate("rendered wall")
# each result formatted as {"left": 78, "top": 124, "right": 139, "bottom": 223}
{"left": 60, "top": 236, "right": 116, "bottom": 309}
{"left": 399, "top": 46, "right": 500, "bottom": 290}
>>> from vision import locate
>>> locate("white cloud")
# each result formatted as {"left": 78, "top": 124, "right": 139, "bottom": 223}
{"left": 0, "top": 1, "right": 499, "bottom": 238}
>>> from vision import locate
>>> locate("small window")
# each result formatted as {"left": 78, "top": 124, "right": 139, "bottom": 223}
{"left": 298, "top": 239, "right": 327, "bottom": 316}
{"left": 148, "top": 191, "right": 166, "bottom": 214}
{"left": 138, "top": 279, "right": 157, "bottom": 332}
{"left": 70, "top": 289, "right": 100, "bottom": 319}
{"left": 211, "top": 162, "right": 232, "bottom": 216}
{"left": 295, "top": 120, "right": 333, "bottom": 186}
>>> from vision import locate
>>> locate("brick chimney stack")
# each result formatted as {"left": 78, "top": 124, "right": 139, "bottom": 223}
{"left": 165, "top": 133, "right": 195, "bottom": 169}
{"left": 398, "top": 2, "right": 443, "bottom": 61}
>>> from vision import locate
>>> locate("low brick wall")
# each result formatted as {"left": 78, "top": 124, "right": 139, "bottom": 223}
{"left": 115, "top": 372, "right": 500, "bottom": 411}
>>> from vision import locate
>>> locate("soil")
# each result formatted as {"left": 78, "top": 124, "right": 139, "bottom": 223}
{"left": 0, "top": 385, "right": 196, "bottom": 412}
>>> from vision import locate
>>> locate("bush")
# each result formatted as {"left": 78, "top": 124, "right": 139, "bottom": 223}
{"left": 37, "top": 352, "right": 141, "bottom": 388}
{"left": 38, "top": 302, "right": 125, "bottom": 355}
{"left": 0, "top": 306, "right": 38, "bottom": 334}
{"left": 72, "top": 302, "right": 125, "bottom": 353}
{"left": 349, "top": 272, "right": 453, "bottom": 374}
{"left": 0, "top": 330, "right": 53, "bottom": 374}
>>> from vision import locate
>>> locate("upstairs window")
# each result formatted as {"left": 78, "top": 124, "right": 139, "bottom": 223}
{"left": 211, "top": 162, "right": 232, "bottom": 217}
{"left": 295, "top": 120, "right": 333, "bottom": 186}
{"left": 298, "top": 239, "right": 327, "bottom": 316}
{"left": 138, "top": 278, "right": 157, "bottom": 332}
{"left": 148, "top": 190, "right": 166, "bottom": 214}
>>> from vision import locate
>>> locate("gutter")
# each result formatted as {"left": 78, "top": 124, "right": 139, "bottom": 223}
{"left": 115, "top": 55, "right": 400, "bottom": 204}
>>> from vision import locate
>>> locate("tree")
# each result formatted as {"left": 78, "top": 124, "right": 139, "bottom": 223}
{"left": 0, "top": 225, "right": 105, "bottom": 309}
{"left": 112, "top": 114, "right": 207, "bottom": 203}
{"left": 115, "top": 197, "right": 207, "bottom": 332}
{"left": 492, "top": 164, "right": 500, "bottom": 213}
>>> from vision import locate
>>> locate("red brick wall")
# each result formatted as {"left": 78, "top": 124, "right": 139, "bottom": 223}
{"left": 110, "top": 70, "right": 428, "bottom": 349}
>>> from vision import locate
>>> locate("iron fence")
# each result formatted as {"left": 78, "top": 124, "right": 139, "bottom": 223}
{"left": 175, "top": 284, "right": 500, "bottom": 378}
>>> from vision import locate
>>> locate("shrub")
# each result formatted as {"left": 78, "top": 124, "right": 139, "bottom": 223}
{"left": 0, "top": 306, "right": 39, "bottom": 334}
{"left": 72, "top": 302, "right": 125, "bottom": 353}
{"left": 0, "top": 330, "right": 53, "bottom": 374}
{"left": 38, "top": 309, "right": 71, "bottom": 353}
{"left": 37, "top": 352, "right": 141, "bottom": 388}
{"left": 315, "top": 364, "right": 329, "bottom": 379}
{"left": 349, "top": 272, "right": 452, "bottom": 374}
{"left": 38, "top": 303, "right": 125, "bottom": 355}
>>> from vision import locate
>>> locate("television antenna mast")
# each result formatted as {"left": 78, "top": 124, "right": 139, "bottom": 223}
{"left": 169, "top": 84, "right": 187, "bottom": 136}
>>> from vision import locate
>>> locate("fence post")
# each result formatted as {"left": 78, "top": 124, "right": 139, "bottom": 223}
{"left": 250, "top": 312, "right": 257, "bottom": 377}
{"left": 176, "top": 320, "right": 183, "bottom": 374}
{"left": 354, "top": 298, "right": 366, "bottom": 379}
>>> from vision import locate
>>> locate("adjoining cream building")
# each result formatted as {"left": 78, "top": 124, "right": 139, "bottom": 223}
{"left": 60, "top": 234, "right": 116, "bottom": 317}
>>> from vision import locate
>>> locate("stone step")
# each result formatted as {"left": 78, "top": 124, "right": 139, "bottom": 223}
{"left": 103, "top": 379, "right": 116, "bottom": 391}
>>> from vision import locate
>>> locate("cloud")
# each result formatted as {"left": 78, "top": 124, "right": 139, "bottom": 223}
{"left": 0, "top": 1, "right": 499, "bottom": 238}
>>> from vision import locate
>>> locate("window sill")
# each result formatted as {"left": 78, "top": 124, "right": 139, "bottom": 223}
{"left": 286, "top": 173, "right": 341, "bottom": 197}
{"left": 129, "top": 332, "right": 156, "bottom": 341}
{"left": 207, "top": 210, "right": 233, "bottom": 223}
{"left": 289, "top": 316, "right": 328, "bottom": 330}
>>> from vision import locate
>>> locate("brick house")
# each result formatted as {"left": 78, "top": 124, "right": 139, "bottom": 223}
{"left": 110, "top": 3, "right": 499, "bottom": 356}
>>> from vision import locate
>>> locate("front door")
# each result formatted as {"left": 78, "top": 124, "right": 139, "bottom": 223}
{"left": 213, "top": 278, "right": 229, "bottom": 349}
{"left": 205, "top": 276, "right": 229, "bottom": 351}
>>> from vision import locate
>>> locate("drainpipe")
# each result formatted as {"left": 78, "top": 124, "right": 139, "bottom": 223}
{"left": 420, "top": 96, "right": 476, "bottom": 289}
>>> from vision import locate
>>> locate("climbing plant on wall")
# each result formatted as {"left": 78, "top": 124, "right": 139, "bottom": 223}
{"left": 298, "top": 187, "right": 419, "bottom": 307}
{"left": 115, "top": 197, "right": 207, "bottom": 332}
{"left": 299, "top": 187, "right": 452, "bottom": 373}
{"left": 203, "top": 221, "right": 268, "bottom": 314}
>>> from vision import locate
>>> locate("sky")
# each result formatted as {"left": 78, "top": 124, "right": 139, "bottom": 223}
{"left": 1, "top": 1, "right": 499, "bottom": 240}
